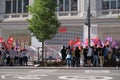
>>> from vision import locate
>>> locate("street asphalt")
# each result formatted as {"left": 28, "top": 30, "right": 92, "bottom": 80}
{"left": 0, "top": 66, "right": 120, "bottom": 80}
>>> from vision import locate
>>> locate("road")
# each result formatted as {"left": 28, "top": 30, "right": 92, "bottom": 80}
{"left": 0, "top": 67, "right": 120, "bottom": 80}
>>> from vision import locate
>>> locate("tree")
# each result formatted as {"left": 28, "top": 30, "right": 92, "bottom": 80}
{"left": 27, "top": 0, "right": 60, "bottom": 62}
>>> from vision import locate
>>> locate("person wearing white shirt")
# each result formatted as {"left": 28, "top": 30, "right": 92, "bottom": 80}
{"left": 22, "top": 49, "right": 28, "bottom": 66}
{"left": 9, "top": 47, "right": 15, "bottom": 66}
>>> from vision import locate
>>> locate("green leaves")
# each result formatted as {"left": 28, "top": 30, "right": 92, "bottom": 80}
{"left": 27, "top": 0, "right": 60, "bottom": 42}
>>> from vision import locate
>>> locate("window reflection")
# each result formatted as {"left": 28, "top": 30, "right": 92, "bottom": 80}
{"left": 59, "top": 0, "right": 63, "bottom": 11}
{"left": 118, "top": 0, "right": 120, "bottom": 9}
{"left": 5, "top": 0, "right": 29, "bottom": 14}
{"left": 65, "top": 0, "right": 69, "bottom": 11}
{"left": 18, "top": 0, "right": 22, "bottom": 13}
{"left": 23, "top": 0, "right": 29, "bottom": 13}
{"left": 71, "top": 0, "right": 77, "bottom": 11}
{"left": 13, "top": 0, "right": 16, "bottom": 13}
{"left": 102, "top": 1, "right": 109, "bottom": 10}
{"left": 6, "top": 1, "right": 11, "bottom": 14}
{"left": 111, "top": 1, "right": 116, "bottom": 9}
{"left": 57, "top": 0, "right": 78, "bottom": 12}
{"left": 102, "top": 0, "right": 120, "bottom": 9}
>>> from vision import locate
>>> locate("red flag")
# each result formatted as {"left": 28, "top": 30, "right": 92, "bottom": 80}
{"left": 85, "top": 38, "right": 88, "bottom": 46}
{"left": 59, "top": 27, "right": 67, "bottom": 33}
{"left": 74, "top": 37, "right": 81, "bottom": 44}
{"left": 91, "top": 37, "right": 99, "bottom": 45}
{"left": 9, "top": 36, "right": 13, "bottom": 41}
{"left": 94, "top": 37, "right": 99, "bottom": 45}
{"left": 0, "top": 37, "right": 3, "bottom": 43}
{"left": 73, "top": 37, "right": 81, "bottom": 47}
{"left": 7, "top": 36, "right": 13, "bottom": 44}
{"left": 68, "top": 40, "right": 75, "bottom": 46}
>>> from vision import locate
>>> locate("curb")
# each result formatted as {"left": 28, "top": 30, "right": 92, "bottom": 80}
{"left": 0, "top": 66, "right": 119, "bottom": 70}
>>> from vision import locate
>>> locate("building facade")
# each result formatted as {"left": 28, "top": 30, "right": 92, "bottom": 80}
{"left": 0, "top": 0, "right": 120, "bottom": 47}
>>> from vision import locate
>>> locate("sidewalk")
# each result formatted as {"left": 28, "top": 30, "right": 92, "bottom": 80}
{"left": 0, "top": 65, "right": 119, "bottom": 70}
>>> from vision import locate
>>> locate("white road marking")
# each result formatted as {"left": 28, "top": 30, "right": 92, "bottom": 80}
{"left": 84, "top": 70, "right": 110, "bottom": 74}
{"left": 1, "top": 75, "right": 5, "bottom": 79}
{"left": 58, "top": 75, "right": 113, "bottom": 80}
{"left": 13, "top": 75, "right": 41, "bottom": 80}
{"left": 0, "top": 74, "right": 48, "bottom": 79}
{"left": 30, "top": 70, "right": 56, "bottom": 73}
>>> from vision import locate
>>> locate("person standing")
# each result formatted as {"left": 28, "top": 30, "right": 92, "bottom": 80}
{"left": 98, "top": 45, "right": 104, "bottom": 67}
{"left": 14, "top": 48, "right": 19, "bottom": 65}
{"left": 80, "top": 46, "right": 84, "bottom": 67}
{"left": 1, "top": 47, "right": 6, "bottom": 66}
{"left": 87, "top": 46, "right": 93, "bottom": 67}
{"left": 9, "top": 47, "right": 15, "bottom": 66}
{"left": 0, "top": 50, "right": 2, "bottom": 66}
{"left": 6, "top": 49, "right": 10, "bottom": 66}
{"left": 18, "top": 50, "right": 23, "bottom": 66}
{"left": 22, "top": 49, "right": 28, "bottom": 66}
{"left": 75, "top": 47, "right": 80, "bottom": 67}
{"left": 93, "top": 45, "right": 99, "bottom": 67}
{"left": 66, "top": 46, "right": 72, "bottom": 67}
{"left": 116, "top": 46, "right": 120, "bottom": 68}
{"left": 103, "top": 46, "right": 109, "bottom": 65}
{"left": 60, "top": 46, "right": 66, "bottom": 62}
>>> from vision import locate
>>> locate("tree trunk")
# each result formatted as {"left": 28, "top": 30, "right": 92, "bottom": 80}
{"left": 42, "top": 41, "right": 44, "bottom": 62}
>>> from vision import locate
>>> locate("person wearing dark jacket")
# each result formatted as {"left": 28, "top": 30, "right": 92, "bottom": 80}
{"left": 61, "top": 46, "right": 66, "bottom": 62}
{"left": 75, "top": 47, "right": 80, "bottom": 67}
{"left": 116, "top": 46, "right": 120, "bottom": 68}
{"left": 93, "top": 45, "right": 99, "bottom": 67}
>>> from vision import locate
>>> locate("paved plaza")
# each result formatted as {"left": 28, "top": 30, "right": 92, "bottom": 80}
{"left": 0, "top": 67, "right": 120, "bottom": 80}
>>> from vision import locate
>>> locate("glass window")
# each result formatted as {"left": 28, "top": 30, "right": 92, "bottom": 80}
{"left": 118, "top": 0, "right": 120, "bottom": 9}
{"left": 13, "top": 0, "right": 16, "bottom": 13}
{"left": 18, "top": 0, "right": 22, "bottom": 13}
{"left": 102, "top": 1, "right": 109, "bottom": 10}
{"left": 71, "top": 0, "right": 78, "bottom": 11}
{"left": 23, "top": 0, "right": 29, "bottom": 13}
{"left": 5, "top": 0, "right": 29, "bottom": 14}
{"left": 57, "top": 0, "right": 78, "bottom": 12}
{"left": 59, "top": 0, "right": 63, "bottom": 11}
{"left": 6, "top": 1, "right": 11, "bottom": 14}
{"left": 65, "top": 0, "right": 69, "bottom": 11}
{"left": 111, "top": 1, "right": 116, "bottom": 9}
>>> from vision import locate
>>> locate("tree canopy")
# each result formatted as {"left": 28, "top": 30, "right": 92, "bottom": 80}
{"left": 27, "top": 0, "right": 60, "bottom": 42}
{"left": 27, "top": 0, "right": 60, "bottom": 62}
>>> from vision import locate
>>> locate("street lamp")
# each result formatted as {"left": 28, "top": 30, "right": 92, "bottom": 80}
{"left": 85, "top": 0, "right": 91, "bottom": 47}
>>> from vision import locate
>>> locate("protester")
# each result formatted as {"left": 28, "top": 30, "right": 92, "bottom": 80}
{"left": 9, "top": 47, "right": 15, "bottom": 66}
{"left": 22, "top": 49, "right": 28, "bottom": 66}
{"left": 60, "top": 46, "right": 66, "bottom": 62}
{"left": 93, "top": 45, "right": 99, "bottom": 67}
{"left": 87, "top": 46, "right": 93, "bottom": 67}
{"left": 66, "top": 46, "right": 72, "bottom": 67}
{"left": 14, "top": 48, "right": 19, "bottom": 65}
{"left": 116, "top": 46, "right": 120, "bottom": 68}
{"left": 0, "top": 50, "right": 2, "bottom": 66}
{"left": 18, "top": 50, "right": 23, "bottom": 66}
{"left": 75, "top": 47, "right": 80, "bottom": 67}
{"left": 80, "top": 46, "right": 84, "bottom": 67}
{"left": 98, "top": 45, "right": 104, "bottom": 67}
{"left": 6, "top": 49, "right": 10, "bottom": 66}
{"left": 103, "top": 46, "right": 108, "bottom": 65}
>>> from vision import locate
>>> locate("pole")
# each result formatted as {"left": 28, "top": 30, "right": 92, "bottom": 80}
{"left": 38, "top": 47, "right": 40, "bottom": 62}
{"left": 88, "top": 0, "right": 91, "bottom": 47}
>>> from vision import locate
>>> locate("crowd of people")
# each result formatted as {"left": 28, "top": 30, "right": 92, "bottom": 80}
{"left": 0, "top": 47, "right": 28, "bottom": 66}
{"left": 61, "top": 45, "right": 120, "bottom": 68}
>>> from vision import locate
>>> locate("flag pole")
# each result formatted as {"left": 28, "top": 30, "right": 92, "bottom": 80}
{"left": 88, "top": 0, "right": 91, "bottom": 47}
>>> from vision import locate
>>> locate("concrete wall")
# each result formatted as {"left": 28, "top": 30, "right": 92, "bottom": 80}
{"left": 0, "top": 0, "right": 5, "bottom": 20}
{"left": 98, "top": 26, "right": 120, "bottom": 41}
